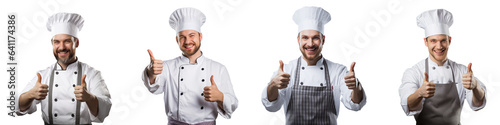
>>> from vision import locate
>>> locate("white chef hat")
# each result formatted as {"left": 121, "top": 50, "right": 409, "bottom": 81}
{"left": 293, "top": 6, "right": 331, "bottom": 34}
{"left": 417, "top": 9, "right": 454, "bottom": 38}
{"left": 46, "top": 13, "right": 84, "bottom": 38}
{"left": 169, "top": 7, "right": 206, "bottom": 33}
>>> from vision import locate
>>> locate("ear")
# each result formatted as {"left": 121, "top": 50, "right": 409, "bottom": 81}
{"left": 424, "top": 38, "right": 428, "bottom": 47}
{"left": 448, "top": 36, "right": 452, "bottom": 45}
{"left": 75, "top": 38, "right": 80, "bottom": 48}
{"left": 199, "top": 33, "right": 203, "bottom": 42}
{"left": 322, "top": 35, "right": 326, "bottom": 45}
{"left": 176, "top": 36, "right": 179, "bottom": 44}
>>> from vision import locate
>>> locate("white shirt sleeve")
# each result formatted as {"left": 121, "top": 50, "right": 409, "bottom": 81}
{"left": 86, "top": 70, "right": 112, "bottom": 123}
{"left": 142, "top": 62, "right": 168, "bottom": 94}
{"left": 261, "top": 71, "right": 287, "bottom": 112}
{"left": 339, "top": 67, "right": 366, "bottom": 111}
{"left": 399, "top": 67, "right": 423, "bottom": 116}
{"left": 466, "top": 77, "right": 487, "bottom": 110}
{"left": 16, "top": 72, "right": 43, "bottom": 116}
{"left": 215, "top": 66, "right": 238, "bottom": 119}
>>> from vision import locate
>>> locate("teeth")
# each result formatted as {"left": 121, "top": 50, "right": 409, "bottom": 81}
{"left": 306, "top": 48, "right": 316, "bottom": 51}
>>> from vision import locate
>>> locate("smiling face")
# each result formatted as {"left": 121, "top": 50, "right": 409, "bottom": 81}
{"left": 176, "top": 30, "right": 202, "bottom": 57}
{"left": 298, "top": 30, "right": 324, "bottom": 61}
{"left": 52, "top": 34, "right": 78, "bottom": 65}
{"left": 425, "top": 34, "right": 451, "bottom": 64}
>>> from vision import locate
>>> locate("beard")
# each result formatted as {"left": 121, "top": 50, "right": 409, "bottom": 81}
{"left": 182, "top": 43, "right": 201, "bottom": 56}
{"left": 53, "top": 49, "right": 75, "bottom": 64}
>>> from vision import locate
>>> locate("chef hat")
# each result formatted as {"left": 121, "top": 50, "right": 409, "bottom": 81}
{"left": 293, "top": 6, "right": 331, "bottom": 34}
{"left": 417, "top": 9, "right": 454, "bottom": 38}
{"left": 46, "top": 13, "right": 84, "bottom": 38}
{"left": 169, "top": 7, "right": 206, "bottom": 33}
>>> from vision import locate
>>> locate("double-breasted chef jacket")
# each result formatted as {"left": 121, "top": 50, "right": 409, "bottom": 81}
{"left": 142, "top": 54, "right": 238, "bottom": 124}
{"left": 261, "top": 57, "right": 366, "bottom": 120}
{"left": 17, "top": 60, "right": 112, "bottom": 124}
{"left": 399, "top": 57, "right": 486, "bottom": 116}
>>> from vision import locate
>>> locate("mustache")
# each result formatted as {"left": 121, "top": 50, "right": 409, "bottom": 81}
{"left": 56, "top": 49, "right": 70, "bottom": 53}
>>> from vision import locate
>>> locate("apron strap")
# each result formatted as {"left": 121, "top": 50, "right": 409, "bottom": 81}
{"left": 48, "top": 63, "right": 57, "bottom": 124}
{"left": 76, "top": 62, "right": 82, "bottom": 125}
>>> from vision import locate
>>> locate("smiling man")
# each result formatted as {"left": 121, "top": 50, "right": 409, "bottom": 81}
{"left": 16, "top": 13, "right": 112, "bottom": 124}
{"left": 142, "top": 7, "right": 238, "bottom": 124}
{"left": 399, "top": 9, "right": 486, "bottom": 125}
{"left": 261, "top": 6, "right": 366, "bottom": 125}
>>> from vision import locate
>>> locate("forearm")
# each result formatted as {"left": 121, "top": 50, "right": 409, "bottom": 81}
{"left": 19, "top": 92, "right": 34, "bottom": 112}
{"left": 217, "top": 99, "right": 226, "bottom": 115}
{"left": 407, "top": 92, "right": 423, "bottom": 111}
{"left": 350, "top": 83, "right": 363, "bottom": 104}
{"left": 86, "top": 94, "right": 99, "bottom": 117}
{"left": 472, "top": 85, "right": 485, "bottom": 107}
{"left": 266, "top": 82, "right": 279, "bottom": 102}
{"left": 147, "top": 70, "right": 157, "bottom": 85}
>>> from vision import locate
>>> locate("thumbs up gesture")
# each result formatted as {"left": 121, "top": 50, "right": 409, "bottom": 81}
{"left": 74, "top": 75, "right": 95, "bottom": 102}
{"left": 462, "top": 63, "right": 477, "bottom": 90}
{"left": 29, "top": 73, "right": 49, "bottom": 100}
{"left": 418, "top": 72, "right": 435, "bottom": 98}
{"left": 270, "top": 60, "right": 291, "bottom": 90}
{"left": 203, "top": 75, "right": 224, "bottom": 103}
{"left": 147, "top": 49, "right": 164, "bottom": 76}
{"left": 344, "top": 62, "right": 358, "bottom": 90}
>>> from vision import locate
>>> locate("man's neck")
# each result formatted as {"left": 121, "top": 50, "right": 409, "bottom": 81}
{"left": 303, "top": 55, "right": 322, "bottom": 66}
{"left": 429, "top": 56, "right": 447, "bottom": 66}
{"left": 58, "top": 58, "right": 77, "bottom": 70}
{"left": 184, "top": 51, "right": 202, "bottom": 64}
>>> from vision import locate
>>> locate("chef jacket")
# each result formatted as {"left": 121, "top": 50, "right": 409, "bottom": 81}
{"left": 16, "top": 60, "right": 112, "bottom": 124}
{"left": 142, "top": 54, "right": 238, "bottom": 124}
{"left": 399, "top": 58, "right": 487, "bottom": 116}
{"left": 261, "top": 57, "right": 366, "bottom": 115}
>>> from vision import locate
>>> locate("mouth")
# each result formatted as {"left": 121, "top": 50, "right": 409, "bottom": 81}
{"left": 304, "top": 47, "right": 317, "bottom": 53}
{"left": 57, "top": 50, "right": 70, "bottom": 57}
{"left": 184, "top": 44, "right": 194, "bottom": 50}
{"left": 433, "top": 49, "right": 445, "bottom": 56}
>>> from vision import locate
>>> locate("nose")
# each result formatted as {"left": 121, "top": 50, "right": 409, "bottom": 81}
{"left": 305, "top": 39, "right": 313, "bottom": 47}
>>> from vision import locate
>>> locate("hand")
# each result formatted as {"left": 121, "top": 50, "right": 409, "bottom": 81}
{"left": 147, "top": 49, "right": 163, "bottom": 76}
{"left": 344, "top": 62, "right": 358, "bottom": 90}
{"left": 462, "top": 63, "right": 477, "bottom": 90}
{"left": 29, "top": 73, "right": 48, "bottom": 100}
{"left": 269, "top": 60, "right": 290, "bottom": 90}
{"left": 204, "top": 75, "right": 224, "bottom": 103}
{"left": 74, "top": 75, "right": 95, "bottom": 102}
{"left": 418, "top": 72, "right": 435, "bottom": 98}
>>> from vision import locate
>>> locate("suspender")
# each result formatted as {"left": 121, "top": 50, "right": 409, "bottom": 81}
{"left": 48, "top": 62, "right": 83, "bottom": 125}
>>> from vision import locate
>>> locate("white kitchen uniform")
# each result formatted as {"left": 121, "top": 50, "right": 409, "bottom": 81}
{"left": 261, "top": 57, "right": 366, "bottom": 122}
{"left": 399, "top": 57, "right": 487, "bottom": 116}
{"left": 16, "top": 60, "right": 112, "bottom": 124}
{"left": 142, "top": 54, "right": 238, "bottom": 124}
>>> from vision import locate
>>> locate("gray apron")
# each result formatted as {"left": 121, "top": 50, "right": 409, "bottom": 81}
{"left": 168, "top": 117, "right": 215, "bottom": 125}
{"left": 46, "top": 62, "right": 90, "bottom": 125}
{"left": 415, "top": 58, "right": 461, "bottom": 125}
{"left": 286, "top": 57, "right": 336, "bottom": 125}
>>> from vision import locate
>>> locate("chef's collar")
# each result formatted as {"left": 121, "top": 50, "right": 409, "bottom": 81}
{"left": 427, "top": 57, "right": 450, "bottom": 67}
{"left": 180, "top": 51, "right": 205, "bottom": 65}
{"left": 55, "top": 57, "right": 79, "bottom": 70}
{"left": 300, "top": 56, "right": 324, "bottom": 66}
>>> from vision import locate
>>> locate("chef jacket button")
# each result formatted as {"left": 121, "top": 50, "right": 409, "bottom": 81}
{"left": 181, "top": 78, "right": 184, "bottom": 81}
{"left": 54, "top": 113, "right": 58, "bottom": 117}
{"left": 202, "top": 79, "right": 205, "bottom": 82}
{"left": 201, "top": 68, "right": 204, "bottom": 71}
{"left": 54, "top": 98, "right": 58, "bottom": 102}
{"left": 320, "top": 83, "right": 324, "bottom": 86}
{"left": 320, "top": 67, "right": 324, "bottom": 70}
{"left": 74, "top": 71, "right": 77, "bottom": 74}
{"left": 72, "top": 98, "right": 75, "bottom": 102}
{"left": 300, "top": 82, "right": 303, "bottom": 85}
{"left": 180, "top": 92, "right": 184, "bottom": 95}
{"left": 432, "top": 67, "right": 436, "bottom": 70}
{"left": 181, "top": 67, "right": 184, "bottom": 69}
{"left": 302, "top": 67, "right": 305, "bottom": 70}
{"left": 446, "top": 66, "right": 450, "bottom": 69}
{"left": 55, "top": 84, "right": 58, "bottom": 87}
{"left": 71, "top": 114, "right": 75, "bottom": 117}
{"left": 201, "top": 93, "right": 204, "bottom": 96}
{"left": 201, "top": 106, "right": 204, "bottom": 110}
{"left": 73, "top": 84, "right": 76, "bottom": 87}
{"left": 55, "top": 72, "right": 59, "bottom": 75}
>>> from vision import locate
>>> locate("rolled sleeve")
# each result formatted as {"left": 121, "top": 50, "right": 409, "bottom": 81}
{"left": 261, "top": 71, "right": 286, "bottom": 112}
{"left": 88, "top": 70, "right": 112, "bottom": 122}
{"left": 216, "top": 67, "right": 238, "bottom": 119}
{"left": 467, "top": 78, "right": 487, "bottom": 111}
{"left": 142, "top": 64, "right": 165, "bottom": 94}
{"left": 400, "top": 68, "right": 423, "bottom": 116}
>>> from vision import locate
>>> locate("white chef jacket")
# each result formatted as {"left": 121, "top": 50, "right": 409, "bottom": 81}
{"left": 16, "top": 60, "right": 112, "bottom": 124}
{"left": 261, "top": 57, "right": 366, "bottom": 115}
{"left": 399, "top": 58, "right": 487, "bottom": 116}
{"left": 142, "top": 54, "right": 238, "bottom": 124}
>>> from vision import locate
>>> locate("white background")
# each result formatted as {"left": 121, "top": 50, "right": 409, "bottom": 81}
{"left": 1, "top": 0, "right": 499, "bottom": 124}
